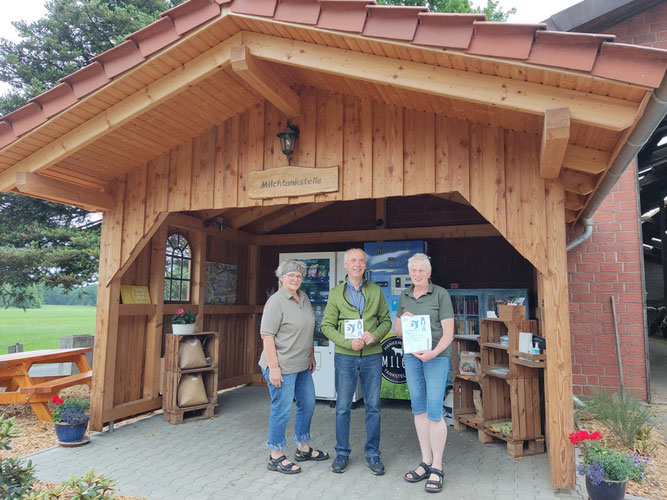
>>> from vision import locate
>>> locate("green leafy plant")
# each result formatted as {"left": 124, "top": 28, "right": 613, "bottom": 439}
{"left": 570, "top": 430, "right": 648, "bottom": 484}
{"left": 0, "top": 414, "right": 36, "bottom": 499}
{"left": 584, "top": 392, "right": 653, "bottom": 448}
{"left": 172, "top": 308, "right": 196, "bottom": 325}
{"left": 50, "top": 396, "right": 90, "bottom": 424}
{"left": 62, "top": 468, "right": 119, "bottom": 499}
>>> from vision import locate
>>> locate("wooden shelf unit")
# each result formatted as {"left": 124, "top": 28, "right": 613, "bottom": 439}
{"left": 453, "top": 305, "right": 545, "bottom": 457}
{"left": 163, "top": 331, "right": 219, "bottom": 424}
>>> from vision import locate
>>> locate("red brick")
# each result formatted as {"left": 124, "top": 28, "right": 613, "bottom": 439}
{"left": 572, "top": 272, "right": 595, "bottom": 283}
{"left": 651, "top": 21, "right": 667, "bottom": 32}
{"left": 605, "top": 365, "right": 619, "bottom": 376}
{"left": 576, "top": 263, "right": 599, "bottom": 273}
{"left": 658, "top": 31, "right": 667, "bottom": 41}
{"left": 623, "top": 282, "right": 643, "bottom": 293}
{"left": 612, "top": 190, "right": 636, "bottom": 201}
{"left": 599, "top": 263, "right": 622, "bottom": 272}
{"left": 594, "top": 211, "right": 614, "bottom": 222}
{"left": 653, "top": 40, "right": 667, "bottom": 49}
{"left": 598, "top": 354, "right": 619, "bottom": 365}
{"left": 596, "top": 222, "right": 621, "bottom": 232}
{"left": 571, "top": 343, "right": 592, "bottom": 354}
{"left": 634, "top": 32, "right": 658, "bottom": 44}
{"left": 573, "top": 312, "right": 597, "bottom": 323}
{"left": 571, "top": 293, "right": 595, "bottom": 303}
{"left": 581, "top": 252, "right": 605, "bottom": 263}
{"left": 573, "top": 334, "right": 595, "bottom": 344}
{"left": 623, "top": 262, "right": 641, "bottom": 272}
{"left": 579, "top": 303, "right": 603, "bottom": 313}
{"left": 581, "top": 362, "right": 604, "bottom": 374}
{"left": 572, "top": 375, "right": 587, "bottom": 385}
{"left": 591, "top": 232, "right": 615, "bottom": 243}
{"left": 569, "top": 283, "right": 590, "bottom": 293}
{"left": 614, "top": 211, "right": 637, "bottom": 221}
{"left": 612, "top": 282, "right": 625, "bottom": 292}
{"left": 595, "top": 273, "right": 618, "bottom": 283}
{"left": 590, "top": 283, "right": 613, "bottom": 293}
{"left": 625, "top": 323, "right": 645, "bottom": 334}
{"left": 619, "top": 201, "right": 637, "bottom": 211}
{"left": 599, "top": 376, "right": 621, "bottom": 387}
{"left": 617, "top": 252, "right": 639, "bottom": 262}
{"left": 618, "top": 272, "right": 641, "bottom": 282}
{"left": 617, "top": 230, "right": 639, "bottom": 241}
{"left": 593, "top": 343, "right": 617, "bottom": 355}
{"left": 587, "top": 376, "right": 600, "bottom": 386}
{"left": 596, "top": 242, "right": 622, "bottom": 252}
{"left": 625, "top": 344, "right": 645, "bottom": 356}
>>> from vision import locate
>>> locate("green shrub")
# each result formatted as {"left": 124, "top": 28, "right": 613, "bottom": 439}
{"left": 62, "top": 468, "right": 118, "bottom": 499}
{"left": 584, "top": 391, "right": 653, "bottom": 448}
{"left": 0, "top": 415, "right": 36, "bottom": 499}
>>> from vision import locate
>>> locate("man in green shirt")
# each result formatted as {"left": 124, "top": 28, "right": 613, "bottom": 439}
{"left": 321, "top": 248, "right": 391, "bottom": 475}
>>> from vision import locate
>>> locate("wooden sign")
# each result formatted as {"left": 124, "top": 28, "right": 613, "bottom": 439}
{"left": 248, "top": 166, "right": 338, "bottom": 199}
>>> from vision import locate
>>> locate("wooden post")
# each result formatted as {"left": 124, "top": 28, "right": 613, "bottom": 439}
{"left": 538, "top": 178, "right": 575, "bottom": 489}
{"left": 661, "top": 202, "right": 667, "bottom": 310}
{"left": 247, "top": 245, "right": 259, "bottom": 377}
{"left": 143, "top": 222, "right": 167, "bottom": 399}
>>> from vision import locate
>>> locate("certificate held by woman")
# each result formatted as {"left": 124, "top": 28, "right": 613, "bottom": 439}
{"left": 400, "top": 314, "right": 432, "bottom": 353}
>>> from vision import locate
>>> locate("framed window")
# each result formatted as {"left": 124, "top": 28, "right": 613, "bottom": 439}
{"left": 164, "top": 232, "right": 192, "bottom": 302}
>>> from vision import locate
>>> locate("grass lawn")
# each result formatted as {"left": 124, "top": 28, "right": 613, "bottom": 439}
{"left": 0, "top": 305, "right": 96, "bottom": 353}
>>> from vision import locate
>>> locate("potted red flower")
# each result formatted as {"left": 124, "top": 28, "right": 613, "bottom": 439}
{"left": 51, "top": 395, "right": 90, "bottom": 446}
{"left": 570, "top": 430, "right": 648, "bottom": 500}
{"left": 172, "top": 308, "right": 196, "bottom": 335}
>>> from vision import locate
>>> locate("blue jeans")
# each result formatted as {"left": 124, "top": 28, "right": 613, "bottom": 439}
{"left": 262, "top": 367, "right": 316, "bottom": 451}
{"left": 334, "top": 353, "right": 382, "bottom": 458}
{"left": 404, "top": 354, "right": 451, "bottom": 422}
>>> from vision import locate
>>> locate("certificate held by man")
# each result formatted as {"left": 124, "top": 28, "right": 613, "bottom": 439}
{"left": 400, "top": 314, "right": 432, "bottom": 354}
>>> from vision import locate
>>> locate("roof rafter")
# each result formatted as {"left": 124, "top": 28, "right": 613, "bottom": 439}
{"left": 242, "top": 31, "right": 640, "bottom": 133}
{"left": 14, "top": 171, "right": 114, "bottom": 212}
{"left": 230, "top": 44, "right": 300, "bottom": 118}
{"left": 540, "top": 107, "right": 570, "bottom": 179}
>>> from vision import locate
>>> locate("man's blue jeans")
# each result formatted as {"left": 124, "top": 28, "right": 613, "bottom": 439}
{"left": 334, "top": 352, "right": 382, "bottom": 458}
{"left": 261, "top": 367, "right": 316, "bottom": 451}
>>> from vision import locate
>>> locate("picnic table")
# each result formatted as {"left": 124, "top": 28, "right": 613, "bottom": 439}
{"left": 0, "top": 348, "right": 92, "bottom": 421}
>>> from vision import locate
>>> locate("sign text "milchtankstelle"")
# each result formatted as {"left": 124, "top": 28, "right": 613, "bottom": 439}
{"left": 248, "top": 166, "right": 338, "bottom": 199}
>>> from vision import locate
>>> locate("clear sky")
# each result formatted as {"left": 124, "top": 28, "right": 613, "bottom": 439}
{"left": 0, "top": 0, "right": 582, "bottom": 94}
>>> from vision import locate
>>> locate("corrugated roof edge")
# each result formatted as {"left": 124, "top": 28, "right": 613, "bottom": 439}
{"left": 1, "top": 0, "right": 666, "bottom": 151}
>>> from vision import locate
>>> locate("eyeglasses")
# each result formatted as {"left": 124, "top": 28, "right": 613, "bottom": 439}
{"left": 285, "top": 273, "right": 303, "bottom": 281}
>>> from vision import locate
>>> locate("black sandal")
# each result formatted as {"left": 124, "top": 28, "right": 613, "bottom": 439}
{"left": 294, "top": 446, "right": 330, "bottom": 462}
{"left": 268, "top": 454, "right": 301, "bottom": 474}
{"left": 424, "top": 467, "right": 444, "bottom": 493}
{"left": 404, "top": 462, "right": 431, "bottom": 483}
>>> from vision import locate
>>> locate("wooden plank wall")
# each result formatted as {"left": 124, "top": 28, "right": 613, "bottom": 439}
{"left": 107, "top": 87, "right": 548, "bottom": 277}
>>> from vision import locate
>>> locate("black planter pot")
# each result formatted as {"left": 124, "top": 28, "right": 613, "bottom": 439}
{"left": 585, "top": 476, "right": 627, "bottom": 500}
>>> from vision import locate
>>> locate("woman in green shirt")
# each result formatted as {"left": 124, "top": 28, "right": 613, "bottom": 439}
{"left": 394, "top": 253, "right": 455, "bottom": 493}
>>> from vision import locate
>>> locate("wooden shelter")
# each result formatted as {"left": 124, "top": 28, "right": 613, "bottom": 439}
{"left": 2, "top": 0, "right": 667, "bottom": 490}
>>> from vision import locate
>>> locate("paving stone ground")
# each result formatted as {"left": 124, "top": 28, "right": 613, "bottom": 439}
{"left": 27, "top": 386, "right": 585, "bottom": 500}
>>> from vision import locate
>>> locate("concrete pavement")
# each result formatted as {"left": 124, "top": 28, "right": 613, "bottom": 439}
{"left": 27, "top": 386, "right": 584, "bottom": 500}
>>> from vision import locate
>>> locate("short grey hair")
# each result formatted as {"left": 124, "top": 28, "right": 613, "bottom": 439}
{"left": 344, "top": 248, "right": 367, "bottom": 262}
{"left": 407, "top": 253, "right": 432, "bottom": 273}
{"left": 275, "top": 259, "right": 307, "bottom": 280}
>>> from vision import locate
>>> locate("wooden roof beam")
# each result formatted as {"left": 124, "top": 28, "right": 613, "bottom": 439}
{"left": 242, "top": 31, "right": 639, "bottom": 132}
{"left": 563, "top": 145, "right": 610, "bottom": 175}
{"left": 561, "top": 169, "right": 597, "bottom": 196}
{"left": 256, "top": 224, "right": 499, "bottom": 246}
{"left": 231, "top": 44, "right": 300, "bottom": 118}
{"left": 256, "top": 202, "right": 335, "bottom": 234}
{"left": 540, "top": 108, "right": 570, "bottom": 179}
{"left": 0, "top": 32, "right": 243, "bottom": 192}
{"left": 15, "top": 171, "right": 114, "bottom": 212}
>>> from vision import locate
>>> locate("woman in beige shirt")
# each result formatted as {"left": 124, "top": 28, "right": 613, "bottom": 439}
{"left": 259, "top": 259, "right": 329, "bottom": 474}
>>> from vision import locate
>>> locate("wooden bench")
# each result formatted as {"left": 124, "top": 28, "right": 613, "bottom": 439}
{"left": 0, "top": 348, "right": 92, "bottom": 421}
{"left": 19, "top": 370, "right": 92, "bottom": 394}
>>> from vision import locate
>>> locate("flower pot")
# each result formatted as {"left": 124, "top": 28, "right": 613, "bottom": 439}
{"left": 585, "top": 476, "right": 627, "bottom": 500}
{"left": 54, "top": 420, "right": 88, "bottom": 444}
{"left": 172, "top": 324, "right": 196, "bottom": 335}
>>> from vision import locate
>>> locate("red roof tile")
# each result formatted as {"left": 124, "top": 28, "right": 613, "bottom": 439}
{"left": 0, "top": 121, "right": 17, "bottom": 150}
{"left": 275, "top": 0, "right": 321, "bottom": 25}
{"left": 161, "top": 0, "right": 222, "bottom": 35}
{"left": 363, "top": 5, "right": 428, "bottom": 41}
{"left": 591, "top": 42, "right": 667, "bottom": 87}
{"left": 412, "top": 13, "right": 485, "bottom": 50}
{"left": 92, "top": 40, "right": 145, "bottom": 79}
{"left": 59, "top": 62, "right": 110, "bottom": 99}
{"left": 527, "top": 31, "right": 614, "bottom": 72}
{"left": 4, "top": 103, "right": 46, "bottom": 137}
{"left": 29, "top": 83, "right": 77, "bottom": 119}
{"left": 126, "top": 17, "right": 180, "bottom": 58}
{"left": 467, "top": 22, "right": 545, "bottom": 60}
{"left": 317, "top": 1, "right": 375, "bottom": 33}
{"left": 231, "top": 0, "right": 278, "bottom": 17}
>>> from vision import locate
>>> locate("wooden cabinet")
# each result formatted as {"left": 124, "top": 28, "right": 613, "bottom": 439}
{"left": 452, "top": 305, "right": 545, "bottom": 457}
{"left": 163, "top": 331, "right": 219, "bottom": 424}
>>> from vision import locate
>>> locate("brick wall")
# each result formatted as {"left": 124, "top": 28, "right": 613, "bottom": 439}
{"left": 567, "top": 163, "right": 647, "bottom": 398}
{"left": 602, "top": 2, "right": 667, "bottom": 48}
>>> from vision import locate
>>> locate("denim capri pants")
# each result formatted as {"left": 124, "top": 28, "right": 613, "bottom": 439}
{"left": 403, "top": 354, "right": 451, "bottom": 422}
